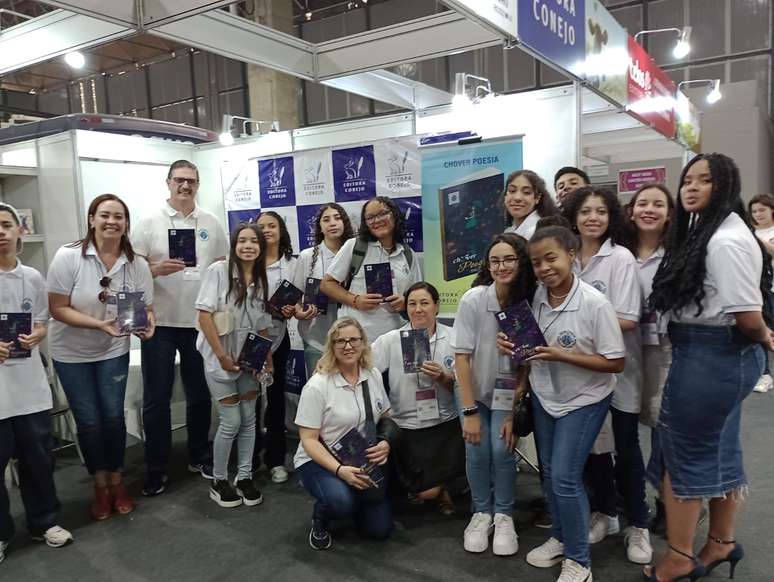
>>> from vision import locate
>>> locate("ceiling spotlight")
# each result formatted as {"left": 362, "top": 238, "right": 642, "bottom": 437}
{"left": 706, "top": 79, "right": 722, "bottom": 104}
{"left": 64, "top": 51, "right": 85, "bottom": 69}
{"left": 219, "top": 132, "right": 235, "bottom": 146}
{"left": 673, "top": 26, "right": 692, "bottom": 59}
{"left": 305, "top": 10, "right": 312, "bottom": 20}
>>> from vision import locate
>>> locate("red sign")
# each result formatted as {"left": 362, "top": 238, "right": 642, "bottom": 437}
{"left": 627, "top": 35, "right": 676, "bottom": 139}
{"left": 618, "top": 167, "right": 667, "bottom": 193}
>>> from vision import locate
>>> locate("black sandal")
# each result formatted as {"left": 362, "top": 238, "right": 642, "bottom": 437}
{"left": 642, "top": 545, "right": 707, "bottom": 582}
{"left": 704, "top": 535, "right": 745, "bottom": 579}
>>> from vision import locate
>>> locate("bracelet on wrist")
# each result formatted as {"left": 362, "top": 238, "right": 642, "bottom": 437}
{"left": 352, "top": 294, "right": 360, "bottom": 309}
{"left": 461, "top": 405, "right": 479, "bottom": 417}
{"left": 335, "top": 464, "right": 342, "bottom": 478}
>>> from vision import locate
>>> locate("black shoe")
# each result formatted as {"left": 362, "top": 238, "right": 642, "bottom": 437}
{"left": 309, "top": 520, "right": 332, "bottom": 550}
{"left": 142, "top": 471, "right": 168, "bottom": 497}
{"left": 209, "top": 479, "right": 243, "bottom": 508}
{"left": 235, "top": 478, "right": 263, "bottom": 507}
{"left": 188, "top": 462, "right": 214, "bottom": 480}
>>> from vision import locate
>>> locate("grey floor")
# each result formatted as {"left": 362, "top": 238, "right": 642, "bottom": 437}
{"left": 4, "top": 393, "right": 774, "bottom": 582}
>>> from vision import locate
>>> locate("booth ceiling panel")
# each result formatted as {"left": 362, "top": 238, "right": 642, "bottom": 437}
{"left": 315, "top": 12, "right": 501, "bottom": 80}
{"left": 585, "top": 140, "right": 685, "bottom": 165}
{"left": 582, "top": 112, "right": 644, "bottom": 134}
{"left": 39, "top": 0, "right": 137, "bottom": 26}
{"left": 583, "top": 127, "right": 665, "bottom": 148}
{"left": 142, "top": 0, "right": 239, "bottom": 29}
{"left": 321, "top": 69, "right": 453, "bottom": 110}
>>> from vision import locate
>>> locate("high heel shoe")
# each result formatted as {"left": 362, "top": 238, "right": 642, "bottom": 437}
{"left": 642, "top": 545, "right": 707, "bottom": 581}
{"left": 704, "top": 535, "right": 745, "bottom": 579}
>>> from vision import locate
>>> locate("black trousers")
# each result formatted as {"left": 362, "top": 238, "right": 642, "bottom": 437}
{"left": 254, "top": 330, "right": 290, "bottom": 469}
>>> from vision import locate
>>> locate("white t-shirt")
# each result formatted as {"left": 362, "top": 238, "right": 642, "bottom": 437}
{"left": 529, "top": 276, "right": 625, "bottom": 418}
{"left": 452, "top": 283, "right": 506, "bottom": 408}
{"left": 293, "top": 366, "right": 390, "bottom": 469}
{"left": 195, "top": 260, "right": 272, "bottom": 382}
{"left": 504, "top": 210, "right": 540, "bottom": 240}
{"left": 47, "top": 244, "right": 154, "bottom": 363}
{"left": 371, "top": 322, "right": 457, "bottom": 430}
{"left": 574, "top": 239, "right": 642, "bottom": 413}
{"left": 754, "top": 225, "right": 774, "bottom": 292}
{"left": 292, "top": 243, "right": 341, "bottom": 353}
{"left": 0, "top": 260, "right": 52, "bottom": 420}
{"left": 636, "top": 247, "right": 667, "bottom": 342}
{"left": 326, "top": 238, "right": 422, "bottom": 342}
{"left": 266, "top": 255, "right": 298, "bottom": 345}
{"left": 672, "top": 213, "right": 763, "bottom": 326}
{"left": 131, "top": 202, "right": 228, "bottom": 328}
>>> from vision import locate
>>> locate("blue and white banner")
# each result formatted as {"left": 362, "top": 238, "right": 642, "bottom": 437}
{"left": 332, "top": 145, "right": 377, "bottom": 202}
{"left": 517, "top": 0, "right": 586, "bottom": 78}
{"left": 258, "top": 156, "right": 296, "bottom": 208}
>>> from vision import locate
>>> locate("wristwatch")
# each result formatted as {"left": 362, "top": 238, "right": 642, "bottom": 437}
{"left": 461, "top": 405, "right": 479, "bottom": 417}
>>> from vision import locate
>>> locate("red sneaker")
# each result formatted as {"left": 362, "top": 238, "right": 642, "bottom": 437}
{"left": 91, "top": 486, "right": 113, "bottom": 521}
{"left": 110, "top": 482, "right": 135, "bottom": 515}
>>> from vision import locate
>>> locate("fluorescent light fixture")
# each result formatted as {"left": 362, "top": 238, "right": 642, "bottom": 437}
{"left": 706, "top": 79, "right": 722, "bottom": 104}
{"left": 64, "top": 51, "right": 85, "bottom": 69}
{"left": 672, "top": 26, "right": 692, "bottom": 59}
{"left": 219, "top": 132, "right": 235, "bottom": 146}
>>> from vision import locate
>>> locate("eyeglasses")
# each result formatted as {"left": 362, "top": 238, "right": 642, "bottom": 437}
{"left": 333, "top": 337, "right": 363, "bottom": 348}
{"left": 488, "top": 257, "right": 518, "bottom": 271}
{"left": 364, "top": 210, "right": 392, "bottom": 225}
{"left": 98, "top": 276, "right": 111, "bottom": 303}
{"left": 170, "top": 177, "right": 199, "bottom": 186}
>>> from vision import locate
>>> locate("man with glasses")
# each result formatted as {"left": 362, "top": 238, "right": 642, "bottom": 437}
{"left": 132, "top": 160, "right": 228, "bottom": 496}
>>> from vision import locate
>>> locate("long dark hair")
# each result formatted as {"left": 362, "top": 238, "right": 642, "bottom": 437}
{"left": 70, "top": 194, "right": 136, "bottom": 261}
{"left": 471, "top": 233, "right": 537, "bottom": 307}
{"left": 258, "top": 210, "right": 293, "bottom": 260}
{"left": 649, "top": 153, "right": 773, "bottom": 321}
{"left": 227, "top": 223, "right": 269, "bottom": 308}
{"left": 748, "top": 192, "right": 774, "bottom": 228}
{"left": 503, "top": 169, "right": 557, "bottom": 227}
{"left": 358, "top": 196, "right": 407, "bottom": 244}
{"left": 310, "top": 203, "right": 355, "bottom": 274}
{"left": 562, "top": 186, "right": 633, "bottom": 248}
{"left": 625, "top": 182, "right": 675, "bottom": 250}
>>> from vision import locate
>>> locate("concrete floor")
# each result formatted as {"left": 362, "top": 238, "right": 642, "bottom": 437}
{"left": 3, "top": 392, "right": 774, "bottom": 582}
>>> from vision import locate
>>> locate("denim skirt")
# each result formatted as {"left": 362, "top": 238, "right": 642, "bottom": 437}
{"left": 646, "top": 322, "right": 765, "bottom": 499}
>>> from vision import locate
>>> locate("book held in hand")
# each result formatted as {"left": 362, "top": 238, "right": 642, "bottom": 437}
{"left": 496, "top": 299, "right": 547, "bottom": 363}
{"left": 116, "top": 292, "right": 148, "bottom": 335}
{"left": 303, "top": 277, "right": 328, "bottom": 315}
{"left": 168, "top": 228, "right": 197, "bottom": 267}
{"left": 364, "top": 263, "right": 393, "bottom": 298}
{"left": 400, "top": 328, "right": 431, "bottom": 373}
{"left": 268, "top": 279, "right": 304, "bottom": 318}
{"left": 0, "top": 312, "right": 32, "bottom": 358}
{"left": 328, "top": 428, "right": 385, "bottom": 487}
{"left": 237, "top": 332, "right": 272, "bottom": 372}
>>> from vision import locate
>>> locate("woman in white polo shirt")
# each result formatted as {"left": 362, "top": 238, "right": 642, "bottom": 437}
{"left": 644, "top": 154, "right": 773, "bottom": 582}
{"left": 196, "top": 222, "right": 272, "bottom": 509}
{"left": 518, "top": 225, "right": 625, "bottom": 582}
{"left": 48, "top": 194, "right": 155, "bottom": 522}
{"left": 503, "top": 169, "right": 558, "bottom": 239}
{"left": 0, "top": 203, "right": 72, "bottom": 562}
{"left": 294, "top": 316, "right": 394, "bottom": 551}
{"left": 321, "top": 196, "right": 422, "bottom": 342}
{"left": 371, "top": 282, "right": 465, "bottom": 514}
{"left": 747, "top": 192, "right": 774, "bottom": 393}
{"left": 562, "top": 186, "right": 651, "bottom": 562}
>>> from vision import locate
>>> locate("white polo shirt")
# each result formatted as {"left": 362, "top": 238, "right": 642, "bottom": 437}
{"left": 326, "top": 237, "right": 422, "bottom": 343}
{"left": 47, "top": 244, "right": 154, "bottom": 363}
{"left": 371, "top": 322, "right": 457, "bottom": 430}
{"left": 529, "top": 276, "right": 625, "bottom": 418}
{"left": 131, "top": 202, "right": 228, "bottom": 328}
{"left": 673, "top": 212, "right": 763, "bottom": 326}
{"left": 505, "top": 210, "right": 540, "bottom": 240}
{"left": 292, "top": 243, "right": 340, "bottom": 353}
{"left": 637, "top": 248, "right": 668, "bottom": 341}
{"left": 266, "top": 255, "right": 298, "bottom": 345}
{"left": 293, "top": 366, "right": 390, "bottom": 469}
{"left": 452, "top": 283, "right": 506, "bottom": 408}
{"left": 195, "top": 260, "right": 272, "bottom": 382}
{"left": 575, "top": 239, "right": 642, "bottom": 413}
{"left": 0, "top": 260, "right": 51, "bottom": 420}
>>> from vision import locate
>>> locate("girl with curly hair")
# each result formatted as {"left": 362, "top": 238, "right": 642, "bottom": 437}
{"left": 503, "top": 169, "right": 558, "bottom": 239}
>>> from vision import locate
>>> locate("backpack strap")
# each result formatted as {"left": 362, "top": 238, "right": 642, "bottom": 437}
{"left": 344, "top": 238, "right": 369, "bottom": 291}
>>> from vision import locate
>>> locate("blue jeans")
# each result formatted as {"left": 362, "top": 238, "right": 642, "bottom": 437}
{"left": 141, "top": 326, "right": 212, "bottom": 472}
{"left": 296, "top": 460, "right": 392, "bottom": 539}
{"left": 464, "top": 401, "right": 517, "bottom": 515}
{"left": 533, "top": 393, "right": 612, "bottom": 568}
{"left": 54, "top": 353, "right": 129, "bottom": 474}
{"left": 0, "top": 410, "right": 62, "bottom": 540}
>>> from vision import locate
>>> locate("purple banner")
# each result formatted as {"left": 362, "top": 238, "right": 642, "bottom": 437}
{"left": 296, "top": 204, "right": 324, "bottom": 252}
{"left": 395, "top": 196, "right": 423, "bottom": 252}
{"left": 259, "top": 156, "right": 296, "bottom": 208}
{"left": 332, "top": 145, "right": 376, "bottom": 202}
{"left": 226, "top": 209, "right": 260, "bottom": 235}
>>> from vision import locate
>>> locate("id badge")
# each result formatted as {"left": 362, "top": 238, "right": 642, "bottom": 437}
{"left": 104, "top": 292, "right": 118, "bottom": 321}
{"left": 498, "top": 352, "right": 517, "bottom": 375}
{"left": 492, "top": 379, "right": 516, "bottom": 411}
{"left": 641, "top": 310, "right": 659, "bottom": 346}
{"left": 183, "top": 267, "right": 201, "bottom": 281}
{"left": 416, "top": 388, "right": 440, "bottom": 421}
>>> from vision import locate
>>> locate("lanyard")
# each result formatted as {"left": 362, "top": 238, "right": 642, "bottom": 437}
{"left": 96, "top": 258, "right": 128, "bottom": 293}
{"left": 537, "top": 276, "right": 580, "bottom": 337}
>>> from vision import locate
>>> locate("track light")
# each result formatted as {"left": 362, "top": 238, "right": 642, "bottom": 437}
{"left": 706, "top": 80, "right": 722, "bottom": 104}
{"left": 634, "top": 26, "right": 692, "bottom": 60}
{"left": 64, "top": 51, "right": 85, "bottom": 69}
{"left": 219, "top": 114, "right": 280, "bottom": 146}
{"left": 677, "top": 79, "right": 722, "bottom": 105}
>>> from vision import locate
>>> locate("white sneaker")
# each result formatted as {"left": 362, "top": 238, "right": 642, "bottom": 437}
{"left": 588, "top": 512, "right": 620, "bottom": 544}
{"left": 270, "top": 465, "right": 289, "bottom": 483}
{"left": 526, "top": 537, "right": 565, "bottom": 568}
{"left": 557, "top": 559, "right": 593, "bottom": 582}
{"left": 31, "top": 526, "right": 73, "bottom": 548}
{"left": 0, "top": 540, "right": 7, "bottom": 564}
{"left": 463, "top": 512, "right": 493, "bottom": 553}
{"left": 492, "top": 513, "right": 518, "bottom": 556}
{"left": 753, "top": 374, "right": 773, "bottom": 393}
{"left": 624, "top": 526, "right": 653, "bottom": 564}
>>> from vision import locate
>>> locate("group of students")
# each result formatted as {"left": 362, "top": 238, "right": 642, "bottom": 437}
{"left": 0, "top": 155, "right": 769, "bottom": 582}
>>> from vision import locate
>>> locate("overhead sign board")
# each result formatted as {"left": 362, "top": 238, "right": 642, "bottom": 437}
{"left": 517, "top": 0, "right": 586, "bottom": 77}
{"left": 444, "top": 0, "right": 517, "bottom": 37}
{"left": 627, "top": 35, "right": 677, "bottom": 139}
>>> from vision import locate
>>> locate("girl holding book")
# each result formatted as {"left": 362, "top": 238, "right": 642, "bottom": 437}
{"left": 371, "top": 282, "right": 465, "bottom": 514}
{"left": 292, "top": 203, "right": 355, "bottom": 377}
{"left": 452, "top": 232, "right": 536, "bottom": 557}
{"left": 503, "top": 169, "right": 558, "bottom": 239}
{"left": 562, "top": 187, "right": 651, "bottom": 564}
{"left": 196, "top": 222, "right": 273, "bottom": 508}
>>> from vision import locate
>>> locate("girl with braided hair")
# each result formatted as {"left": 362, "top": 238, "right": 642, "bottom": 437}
{"left": 644, "top": 153, "right": 774, "bottom": 582}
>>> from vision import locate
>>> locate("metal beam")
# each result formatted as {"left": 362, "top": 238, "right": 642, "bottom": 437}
{"left": 0, "top": 10, "right": 132, "bottom": 76}
{"left": 39, "top": 1, "right": 138, "bottom": 27}
{"left": 142, "top": 0, "right": 240, "bottom": 29}
{"left": 315, "top": 11, "right": 502, "bottom": 81}
{"left": 321, "top": 70, "right": 453, "bottom": 110}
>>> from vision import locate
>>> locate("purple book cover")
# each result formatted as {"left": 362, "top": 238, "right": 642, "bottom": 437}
{"left": 400, "top": 328, "right": 431, "bottom": 373}
{"left": 328, "top": 428, "right": 385, "bottom": 487}
{"left": 0, "top": 312, "right": 32, "bottom": 358}
{"left": 268, "top": 279, "right": 304, "bottom": 318}
{"left": 303, "top": 277, "right": 328, "bottom": 315}
{"left": 237, "top": 332, "right": 272, "bottom": 372}
{"left": 168, "top": 228, "right": 197, "bottom": 267}
{"left": 495, "top": 299, "right": 546, "bottom": 363}
{"left": 116, "top": 292, "right": 148, "bottom": 335}
{"left": 364, "top": 263, "right": 393, "bottom": 298}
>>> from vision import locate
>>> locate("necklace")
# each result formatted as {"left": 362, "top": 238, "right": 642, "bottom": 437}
{"left": 548, "top": 288, "right": 571, "bottom": 300}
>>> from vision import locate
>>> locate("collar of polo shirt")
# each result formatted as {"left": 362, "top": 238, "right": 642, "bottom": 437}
{"left": 333, "top": 369, "right": 368, "bottom": 388}
{"left": 539, "top": 274, "right": 582, "bottom": 312}
{"left": 0, "top": 258, "right": 22, "bottom": 277}
{"left": 165, "top": 201, "right": 200, "bottom": 219}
